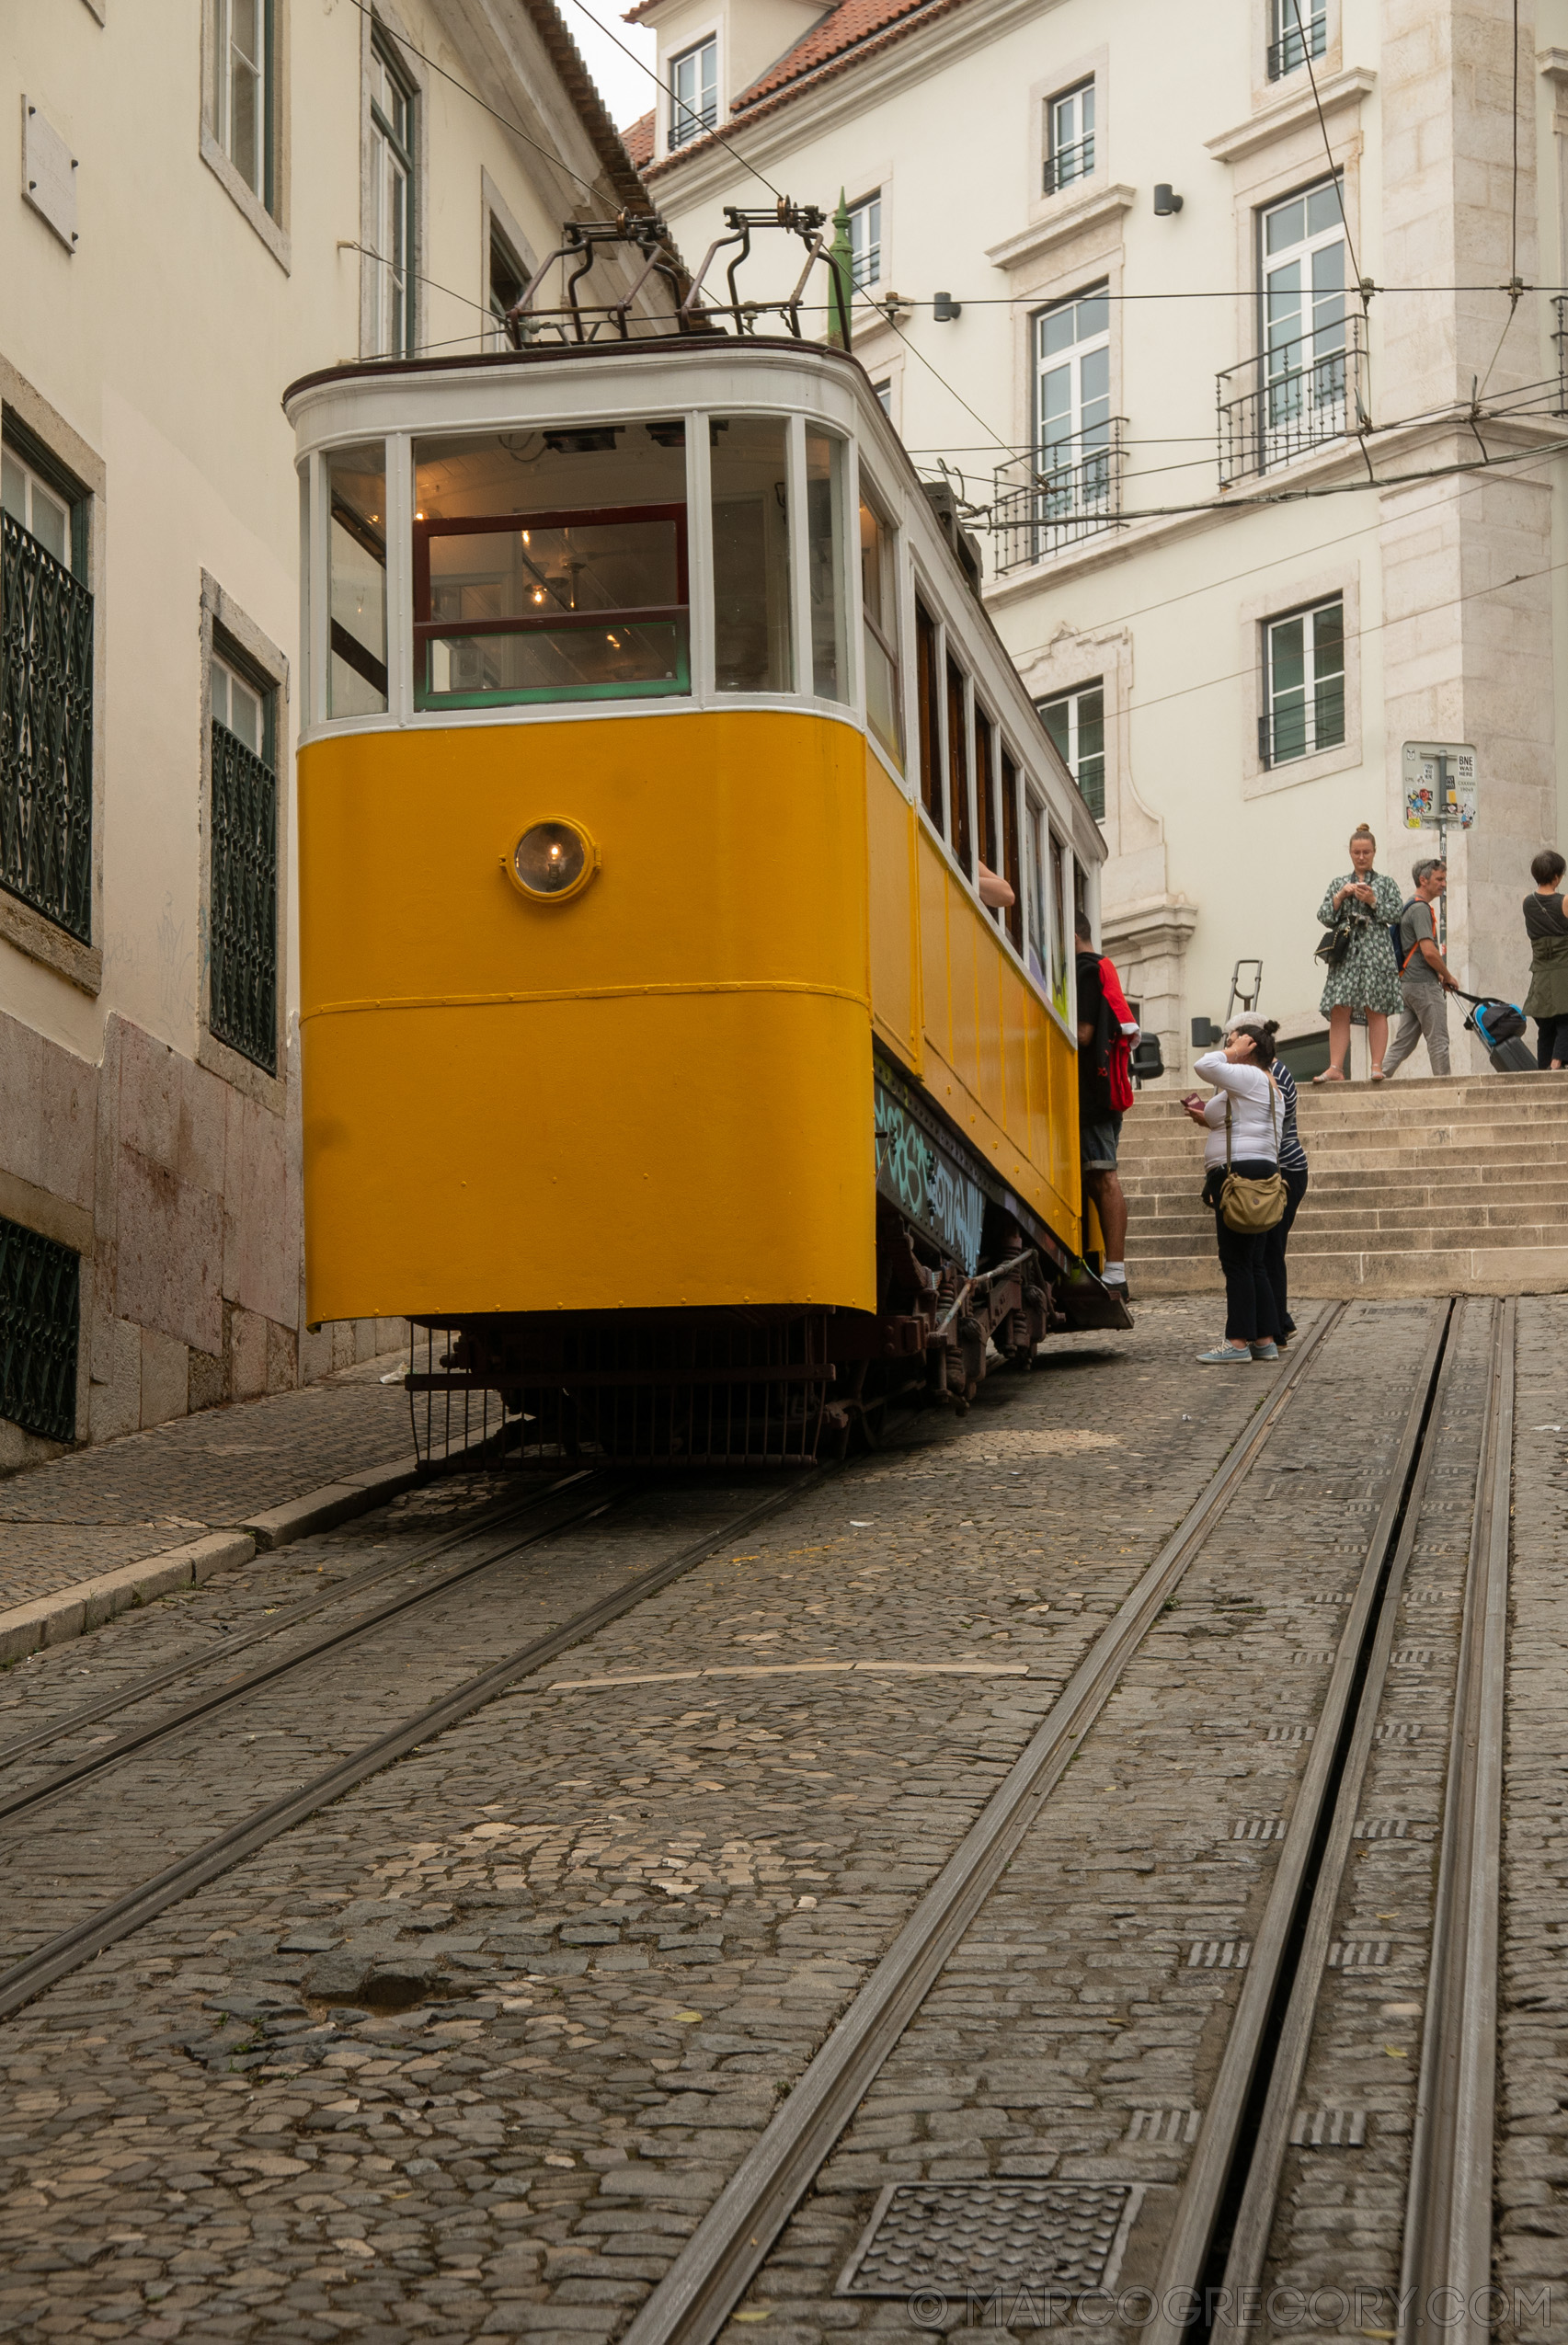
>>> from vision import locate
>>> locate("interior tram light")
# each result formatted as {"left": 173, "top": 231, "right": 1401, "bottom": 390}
{"left": 509, "top": 818, "right": 598, "bottom": 904}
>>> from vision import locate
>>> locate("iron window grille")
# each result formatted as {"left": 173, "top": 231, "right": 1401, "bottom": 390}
{"left": 990, "top": 422, "right": 1127, "bottom": 574}
{"left": 1218, "top": 311, "right": 1367, "bottom": 484}
{"left": 1259, "top": 597, "right": 1345, "bottom": 767}
{"left": 1, "top": 509, "right": 93, "bottom": 943}
{"left": 1268, "top": 0, "right": 1327, "bottom": 80}
{"left": 0, "top": 1213, "right": 79, "bottom": 1445}
{"left": 210, "top": 714, "right": 279, "bottom": 1071}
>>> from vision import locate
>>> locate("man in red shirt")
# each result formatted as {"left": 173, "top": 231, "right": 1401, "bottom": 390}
{"left": 1074, "top": 910, "right": 1139, "bottom": 1300}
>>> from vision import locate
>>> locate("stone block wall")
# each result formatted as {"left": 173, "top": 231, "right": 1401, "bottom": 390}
{"left": 0, "top": 1003, "right": 400, "bottom": 1466}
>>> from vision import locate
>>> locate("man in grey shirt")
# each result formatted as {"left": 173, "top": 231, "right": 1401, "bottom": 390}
{"left": 1382, "top": 857, "right": 1459, "bottom": 1078}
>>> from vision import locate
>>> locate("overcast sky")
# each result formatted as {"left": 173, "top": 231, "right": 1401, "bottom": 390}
{"left": 556, "top": 0, "right": 660, "bottom": 132}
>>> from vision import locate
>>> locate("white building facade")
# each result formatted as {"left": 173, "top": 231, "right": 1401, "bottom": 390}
{"left": 3, "top": 0, "right": 653, "bottom": 1463}
{"left": 628, "top": 0, "right": 1568, "bottom": 1082}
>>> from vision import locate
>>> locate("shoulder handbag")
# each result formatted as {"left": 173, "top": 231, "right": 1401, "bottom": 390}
{"left": 1314, "top": 918, "right": 1354, "bottom": 967}
{"left": 1219, "top": 1086, "right": 1287, "bottom": 1234}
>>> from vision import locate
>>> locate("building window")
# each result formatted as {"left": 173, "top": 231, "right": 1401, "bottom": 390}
{"left": 1262, "top": 597, "right": 1345, "bottom": 765}
{"left": 670, "top": 37, "right": 716, "bottom": 150}
{"left": 873, "top": 379, "right": 893, "bottom": 417}
{"left": 209, "top": 645, "right": 279, "bottom": 1073}
{"left": 1037, "top": 681, "right": 1105, "bottom": 820}
{"left": 0, "top": 1213, "right": 80, "bottom": 1445}
{"left": 0, "top": 435, "right": 93, "bottom": 943}
{"left": 1035, "top": 285, "right": 1112, "bottom": 511}
{"left": 206, "top": 0, "right": 275, "bottom": 209}
{"left": 1262, "top": 177, "right": 1345, "bottom": 436}
{"left": 1268, "top": 0, "right": 1326, "bottom": 79}
{"left": 488, "top": 227, "right": 527, "bottom": 346}
{"left": 848, "top": 192, "right": 881, "bottom": 290}
{"left": 1044, "top": 78, "right": 1094, "bottom": 194}
{"left": 370, "top": 35, "right": 416, "bottom": 357}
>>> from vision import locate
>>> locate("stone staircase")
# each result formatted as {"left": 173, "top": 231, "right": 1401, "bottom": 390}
{"left": 1121, "top": 1069, "right": 1568, "bottom": 1298}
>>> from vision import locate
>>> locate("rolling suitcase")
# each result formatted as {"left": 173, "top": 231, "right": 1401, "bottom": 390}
{"left": 1460, "top": 993, "right": 1536, "bottom": 1074}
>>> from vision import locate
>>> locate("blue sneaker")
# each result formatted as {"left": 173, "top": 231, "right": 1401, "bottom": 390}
{"left": 1196, "top": 1344, "right": 1253, "bottom": 1363}
{"left": 1249, "top": 1341, "right": 1280, "bottom": 1361}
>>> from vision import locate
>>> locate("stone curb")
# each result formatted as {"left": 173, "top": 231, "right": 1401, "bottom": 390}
{"left": 236, "top": 1459, "right": 422, "bottom": 1551}
{"left": 0, "top": 1457, "right": 419, "bottom": 1666}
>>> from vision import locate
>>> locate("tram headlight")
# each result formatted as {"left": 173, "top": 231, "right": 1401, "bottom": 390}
{"left": 508, "top": 818, "right": 599, "bottom": 904}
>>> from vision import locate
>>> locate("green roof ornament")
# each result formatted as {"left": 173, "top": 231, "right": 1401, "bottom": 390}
{"left": 827, "top": 188, "right": 853, "bottom": 351}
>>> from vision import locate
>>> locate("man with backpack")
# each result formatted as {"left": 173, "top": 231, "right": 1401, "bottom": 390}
{"left": 1382, "top": 857, "right": 1459, "bottom": 1079}
{"left": 1074, "top": 909, "right": 1139, "bottom": 1298}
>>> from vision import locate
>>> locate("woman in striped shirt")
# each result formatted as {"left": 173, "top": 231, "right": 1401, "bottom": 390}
{"left": 1264, "top": 1047, "right": 1310, "bottom": 1347}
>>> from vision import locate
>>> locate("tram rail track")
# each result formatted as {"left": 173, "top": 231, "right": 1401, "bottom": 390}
{"left": 0, "top": 1470, "right": 833, "bottom": 2024}
{"left": 0, "top": 1471, "right": 604, "bottom": 1825}
{"left": 616, "top": 1291, "right": 1516, "bottom": 2345}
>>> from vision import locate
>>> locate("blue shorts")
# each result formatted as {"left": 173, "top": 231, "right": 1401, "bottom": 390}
{"left": 1082, "top": 1115, "right": 1123, "bottom": 1171}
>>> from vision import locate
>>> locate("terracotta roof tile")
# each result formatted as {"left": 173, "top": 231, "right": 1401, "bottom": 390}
{"left": 736, "top": 0, "right": 935, "bottom": 106}
{"left": 622, "top": 106, "right": 656, "bottom": 166}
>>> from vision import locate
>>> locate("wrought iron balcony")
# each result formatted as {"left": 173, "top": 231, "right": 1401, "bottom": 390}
{"left": 1554, "top": 295, "right": 1568, "bottom": 413}
{"left": 1217, "top": 315, "right": 1367, "bottom": 486}
{"left": 990, "top": 422, "right": 1127, "bottom": 576}
{"left": 1, "top": 510, "right": 93, "bottom": 943}
{"left": 210, "top": 718, "right": 279, "bottom": 1073}
{"left": 1043, "top": 134, "right": 1094, "bottom": 195}
{"left": 1267, "top": 9, "right": 1326, "bottom": 79}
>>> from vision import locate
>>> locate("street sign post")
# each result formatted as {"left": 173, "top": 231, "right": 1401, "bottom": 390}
{"left": 1402, "top": 741, "right": 1477, "bottom": 947}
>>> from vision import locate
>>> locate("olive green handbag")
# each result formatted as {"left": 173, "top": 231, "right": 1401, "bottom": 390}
{"left": 1219, "top": 1087, "right": 1287, "bottom": 1234}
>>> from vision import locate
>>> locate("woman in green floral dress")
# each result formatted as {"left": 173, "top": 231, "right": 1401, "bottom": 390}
{"left": 1315, "top": 823, "right": 1405, "bottom": 1081}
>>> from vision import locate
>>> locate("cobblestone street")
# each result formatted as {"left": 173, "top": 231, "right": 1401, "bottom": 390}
{"left": 0, "top": 1298, "right": 1562, "bottom": 2341}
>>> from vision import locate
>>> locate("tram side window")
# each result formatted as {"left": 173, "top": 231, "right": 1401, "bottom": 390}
{"left": 1050, "top": 828, "right": 1070, "bottom": 1009}
{"left": 411, "top": 423, "right": 690, "bottom": 708}
{"left": 1025, "top": 800, "right": 1048, "bottom": 985}
{"left": 806, "top": 429, "right": 848, "bottom": 704}
{"left": 328, "top": 444, "right": 389, "bottom": 717}
{"left": 859, "top": 491, "right": 901, "bottom": 765}
{"left": 711, "top": 418, "right": 791, "bottom": 693}
{"left": 1001, "top": 749, "right": 1024, "bottom": 952}
{"left": 946, "top": 657, "right": 974, "bottom": 878}
{"left": 915, "top": 600, "right": 943, "bottom": 829}
{"left": 975, "top": 704, "right": 997, "bottom": 917}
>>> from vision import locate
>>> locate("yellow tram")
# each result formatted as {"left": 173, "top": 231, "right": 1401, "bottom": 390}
{"left": 284, "top": 215, "right": 1115, "bottom": 1467}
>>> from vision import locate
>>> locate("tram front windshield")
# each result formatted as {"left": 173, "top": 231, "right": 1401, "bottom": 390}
{"left": 412, "top": 424, "right": 690, "bottom": 707}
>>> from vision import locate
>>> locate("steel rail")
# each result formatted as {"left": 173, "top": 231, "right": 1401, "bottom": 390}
{"left": 616, "top": 1303, "right": 1346, "bottom": 2345}
{"left": 0, "top": 1472, "right": 589, "bottom": 1774}
{"left": 0, "top": 1477, "right": 609, "bottom": 1827}
{"left": 1209, "top": 1297, "right": 1471, "bottom": 2332}
{"left": 0, "top": 1471, "right": 831, "bottom": 2025}
{"left": 1147, "top": 1298, "right": 1453, "bottom": 2345}
{"left": 1399, "top": 1294, "right": 1515, "bottom": 2345}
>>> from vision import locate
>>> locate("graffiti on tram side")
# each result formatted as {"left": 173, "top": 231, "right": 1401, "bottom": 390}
{"left": 874, "top": 1075, "right": 984, "bottom": 1274}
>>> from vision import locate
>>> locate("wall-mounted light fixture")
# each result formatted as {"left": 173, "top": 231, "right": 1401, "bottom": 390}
{"left": 1153, "top": 184, "right": 1185, "bottom": 215}
{"left": 933, "top": 291, "right": 962, "bottom": 321}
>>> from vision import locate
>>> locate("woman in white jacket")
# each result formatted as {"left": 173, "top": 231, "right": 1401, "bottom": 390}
{"left": 1182, "top": 1020, "right": 1286, "bottom": 1364}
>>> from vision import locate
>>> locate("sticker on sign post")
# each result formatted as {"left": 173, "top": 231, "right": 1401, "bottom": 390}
{"left": 1402, "top": 741, "right": 1477, "bottom": 831}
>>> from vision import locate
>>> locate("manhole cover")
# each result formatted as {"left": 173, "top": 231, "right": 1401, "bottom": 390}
{"left": 836, "top": 2180, "right": 1145, "bottom": 2298}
